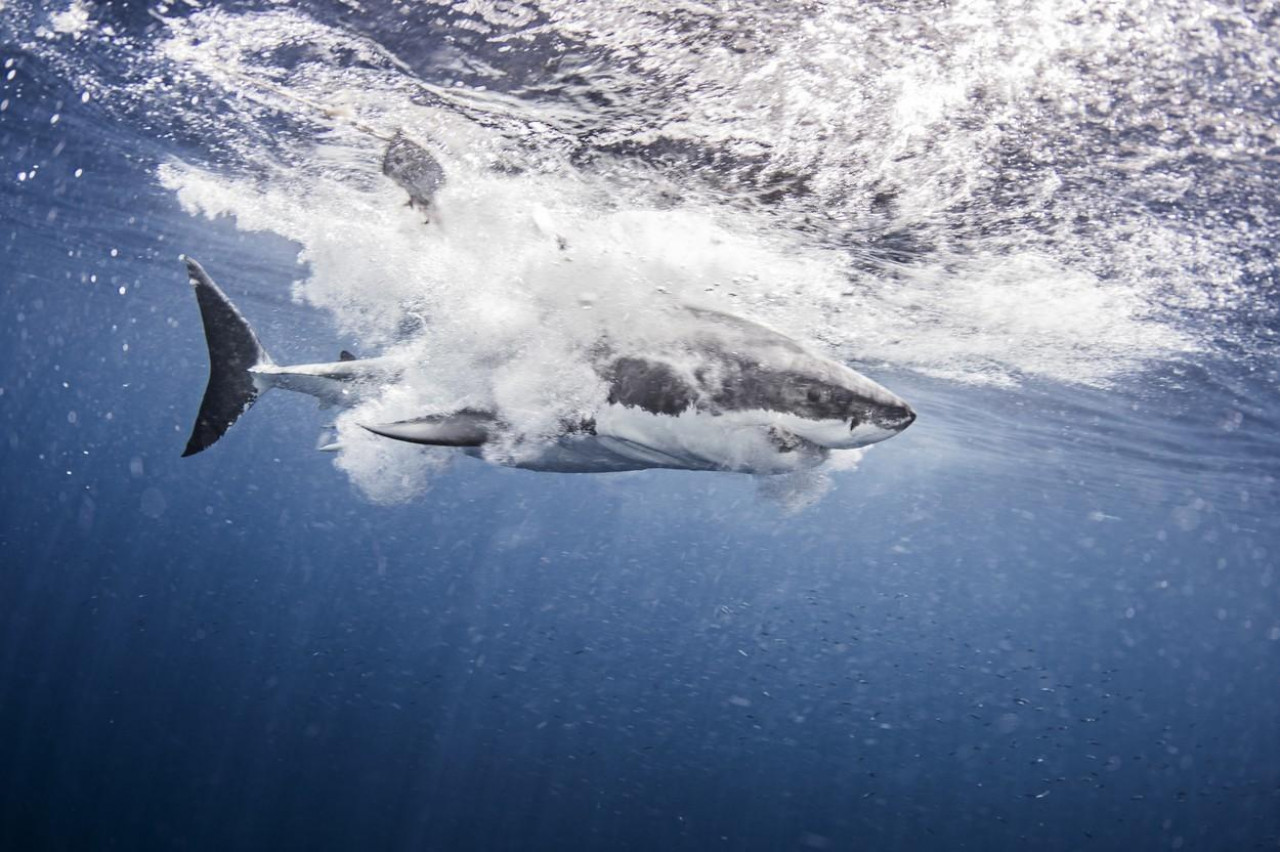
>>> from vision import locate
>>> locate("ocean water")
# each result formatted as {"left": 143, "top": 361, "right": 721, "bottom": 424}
{"left": 2, "top": 1, "right": 1279, "bottom": 849}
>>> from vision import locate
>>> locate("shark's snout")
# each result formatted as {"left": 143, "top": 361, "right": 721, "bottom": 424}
{"left": 872, "top": 402, "right": 916, "bottom": 432}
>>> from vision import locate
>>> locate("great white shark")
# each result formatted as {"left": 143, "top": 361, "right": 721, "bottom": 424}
{"left": 180, "top": 258, "right": 915, "bottom": 474}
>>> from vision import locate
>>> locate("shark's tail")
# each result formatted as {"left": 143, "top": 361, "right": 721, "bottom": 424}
{"left": 181, "top": 257, "right": 273, "bottom": 457}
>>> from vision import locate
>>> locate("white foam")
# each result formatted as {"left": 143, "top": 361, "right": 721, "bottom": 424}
{"left": 48, "top": 0, "right": 92, "bottom": 38}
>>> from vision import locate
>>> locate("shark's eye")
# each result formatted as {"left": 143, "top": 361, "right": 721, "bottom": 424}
{"left": 807, "top": 387, "right": 824, "bottom": 403}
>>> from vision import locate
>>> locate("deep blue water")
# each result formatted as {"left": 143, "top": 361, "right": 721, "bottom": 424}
{"left": 3, "top": 2, "right": 1280, "bottom": 850}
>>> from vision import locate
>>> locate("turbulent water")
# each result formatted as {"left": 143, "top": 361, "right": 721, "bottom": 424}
{"left": 2, "top": 1, "right": 1279, "bottom": 849}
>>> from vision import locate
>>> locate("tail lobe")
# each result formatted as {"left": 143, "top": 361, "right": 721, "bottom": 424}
{"left": 182, "top": 258, "right": 272, "bottom": 457}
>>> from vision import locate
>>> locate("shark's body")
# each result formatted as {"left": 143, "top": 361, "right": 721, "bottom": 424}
{"left": 181, "top": 258, "right": 915, "bottom": 473}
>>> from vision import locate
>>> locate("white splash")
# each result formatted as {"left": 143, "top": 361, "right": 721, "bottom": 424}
{"left": 48, "top": 0, "right": 92, "bottom": 38}
{"left": 160, "top": 154, "right": 874, "bottom": 498}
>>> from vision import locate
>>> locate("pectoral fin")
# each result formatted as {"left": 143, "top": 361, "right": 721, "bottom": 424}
{"left": 362, "top": 409, "right": 497, "bottom": 447}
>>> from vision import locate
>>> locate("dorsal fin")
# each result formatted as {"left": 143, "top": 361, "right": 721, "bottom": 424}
{"left": 339, "top": 350, "right": 357, "bottom": 362}
{"left": 382, "top": 131, "right": 445, "bottom": 211}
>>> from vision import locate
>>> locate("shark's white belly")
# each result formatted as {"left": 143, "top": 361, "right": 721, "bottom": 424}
{"left": 473, "top": 404, "right": 831, "bottom": 474}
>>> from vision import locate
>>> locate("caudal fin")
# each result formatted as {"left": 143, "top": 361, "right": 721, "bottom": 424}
{"left": 181, "top": 257, "right": 273, "bottom": 457}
